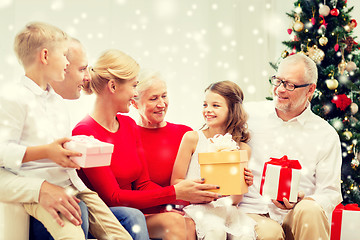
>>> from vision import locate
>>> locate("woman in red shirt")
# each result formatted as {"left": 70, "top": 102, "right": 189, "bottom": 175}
{"left": 73, "top": 49, "right": 220, "bottom": 239}
{"left": 131, "top": 70, "right": 195, "bottom": 239}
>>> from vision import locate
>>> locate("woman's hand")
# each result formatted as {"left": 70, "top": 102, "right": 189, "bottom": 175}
{"left": 244, "top": 167, "right": 253, "bottom": 186}
{"left": 174, "top": 179, "right": 221, "bottom": 204}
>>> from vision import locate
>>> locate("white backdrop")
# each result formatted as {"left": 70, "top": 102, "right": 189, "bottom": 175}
{"left": 1, "top": 0, "right": 359, "bottom": 129}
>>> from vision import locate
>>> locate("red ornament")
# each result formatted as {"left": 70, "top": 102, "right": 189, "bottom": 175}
{"left": 287, "top": 28, "right": 293, "bottom": 34}
{"left": 350, "top": 19, "right": 357, "bottom": 28}
{"left": 290, "top": 46, "right": 297, "bottom": 55}
{"left": 330, "top": 8, "right": 340, "bottom": 16}
{"left": 334, "top": 43, "right": 339, "bottom": 51}
{"left": 331, "top": 94, "right": 352, "bottom": 111}
{"left": 311, "top": 17, "right": 316, "bottom": 25}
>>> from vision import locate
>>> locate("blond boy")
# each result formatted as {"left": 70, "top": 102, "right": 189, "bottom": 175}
{"left": 0, "top": 22, "right": 132, "bottom": 240}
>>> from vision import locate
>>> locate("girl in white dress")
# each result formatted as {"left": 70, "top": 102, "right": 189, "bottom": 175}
{"left": 171, "top": 81, "right": 256, "bottom": 240}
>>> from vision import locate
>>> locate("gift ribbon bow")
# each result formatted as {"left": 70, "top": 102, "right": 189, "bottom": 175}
{"left": 260, "top": 155, "right": 302, "bottom": 201}
{"left": 71, "top": 135, "right": 98, "bottom": 144}
{"left": 267, "top": 155, "right": 302, "bottom": 169}
{"left": 207, "top": 133, "right": 239, "bottom": 152}
{"left": 331, "top": 203, "right": 360, "bottom": 240}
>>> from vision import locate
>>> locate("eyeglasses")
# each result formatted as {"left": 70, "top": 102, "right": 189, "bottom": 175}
{"left": 269, "top": 76, "right": 312, "bottom": 91}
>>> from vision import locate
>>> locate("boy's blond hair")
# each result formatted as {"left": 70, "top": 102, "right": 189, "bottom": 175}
{"left": 14, "top": 22, "right": 68, "bottom": 67}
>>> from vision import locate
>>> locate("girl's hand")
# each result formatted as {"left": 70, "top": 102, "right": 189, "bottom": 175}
{"left": 244, "top": 167, "right": 253, "bottom": 186}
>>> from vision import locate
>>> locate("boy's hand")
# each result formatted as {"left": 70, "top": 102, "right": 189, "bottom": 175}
{"left": 47, "top": 138, "right": 81, "bottom": 169}
{"left": 244, "top": 167, "right": 253, "bottom": 186}
{"left": 39, "top": 181, "right": 82, "bottom": 227}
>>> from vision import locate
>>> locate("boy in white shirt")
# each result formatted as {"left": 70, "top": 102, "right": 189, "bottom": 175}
{"left": 0, "top": 21, "right": 132, "bottom": 240}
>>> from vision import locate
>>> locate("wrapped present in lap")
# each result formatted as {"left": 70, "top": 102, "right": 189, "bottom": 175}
{"left": 330, "top": 203, "right": 360, "bottom": 240}
{"left": 198, "top": 133, "right": 248, "bottom": 195}
{"left": 260, "top": 155, "right": 302, "bottom": 203}
{"left": 64, "top": 135, "right": 114, "bottom": 168}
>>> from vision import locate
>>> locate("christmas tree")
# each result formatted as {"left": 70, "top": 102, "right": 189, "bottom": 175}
{"left": 271, "top": 0, "right": 360, "bottom": 204}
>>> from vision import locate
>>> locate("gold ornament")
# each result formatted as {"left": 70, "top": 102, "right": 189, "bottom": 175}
{"left": 344, "top": 24, "right": 351, "bottom": 32}
{"left": 346, "top": 61, "right": 357, "bottom": 72}
{"left": 338, "top": 59, "right": 347, "bottom": 75}
{"left": 293, "top": 15, "right": 304, "bottom": 32}
{"left": 281, "top": 50, "right": 289, "bottom": 58}
{"left": 325, "top": 78, "right": 339, "bottom": 90}
{"left": 350, "top": 102, "right": 359, "bottom": 115}
{"left": 343, "top": 130, "right": 353, "bottom": 140}
{"left": 319, "top": 4, "right": 330, "bottom": 16}
{"left": 319, "top": 36, "right": 328, "bottom": 46}
{"left": 306, "top": 45, "right": 325, "bottom": 63}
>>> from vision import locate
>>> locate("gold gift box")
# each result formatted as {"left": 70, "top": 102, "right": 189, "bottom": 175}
{"left": 198, "top": 150, "right": 248, "bottom": 195}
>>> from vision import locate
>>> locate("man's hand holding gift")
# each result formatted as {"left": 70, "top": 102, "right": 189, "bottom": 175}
{"left": 260, "top": 155, "right": 306, "bottom": 210}
{"left": 272, "top": 191, "right": 305, "bottom": 210}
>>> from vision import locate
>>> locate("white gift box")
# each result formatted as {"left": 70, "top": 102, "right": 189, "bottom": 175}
{"left": 260, "top": 164, "right": 301, "bottom": 203}
{"left": 0, "top": 202, "right": 29, "bottom": 240}
{"left": 330, "top": 204, "right": 360, "bottom": 240}
{"left": 64, "top": 135, "right": 114, "bottom": 168}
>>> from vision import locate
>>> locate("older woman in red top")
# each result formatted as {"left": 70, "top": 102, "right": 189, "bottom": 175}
{"left": 132, "top": 70, "right": 192, "bottom": 188}
{"left": 132, "top": 70, "right": 196, "bottom": 239}
{"left": 73, "top": 49, "right": 220, "bottom": 240}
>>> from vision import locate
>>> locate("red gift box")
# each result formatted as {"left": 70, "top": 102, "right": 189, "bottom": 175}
{"left": 260, "top": 155, "right": 302, "bottom": 202}
{"left": 331, "top": 203, "right": 360, "bottom": 240}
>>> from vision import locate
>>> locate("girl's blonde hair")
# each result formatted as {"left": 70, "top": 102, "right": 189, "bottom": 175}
{"left": 14, "top": 22, "right": 68, "bottom": 67}
{"left": 204, "top": 80, "right": 250, "bottom": 144}
{"left": 84, "top": 49, "right": 140, "bottom": 94}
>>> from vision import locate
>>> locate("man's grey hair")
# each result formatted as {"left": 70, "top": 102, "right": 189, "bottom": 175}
{"left": 279, "top": 54, "right": 318, "bottom": 84}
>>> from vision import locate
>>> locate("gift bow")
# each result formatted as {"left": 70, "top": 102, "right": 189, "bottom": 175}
{"left": 70, "top": 135, "right": 98, "bottom": 144}
{"left": 268, "top": 155, "right": 302, "bottom": 169}
{"left": 260, "top": 155, "right": 302, "bottom": 201}
{"left": 331, "top": 203, "right": 360, "bottom": 240}
{"left": 207, "top": 133, "right": 239, "bottom": 152}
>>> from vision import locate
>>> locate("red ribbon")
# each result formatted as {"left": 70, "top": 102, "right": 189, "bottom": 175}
{"left": 319, "top": 15, "right": 328, "bottom": 29}
{"left": 260, "top": 155, "right": 302, "bottom": 201}
{"left": 330, "top": 203, "right": 360, "bottom": 240}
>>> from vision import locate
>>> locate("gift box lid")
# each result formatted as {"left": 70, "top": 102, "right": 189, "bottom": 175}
{"left": 64, "top": 135, "right": 114, "bottom": 155}
{"left": 198, "top": 150, "right": 248, "bottom": 165}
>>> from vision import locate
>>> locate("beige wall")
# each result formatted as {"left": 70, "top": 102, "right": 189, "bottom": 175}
{"left": 0, "top": 0, "right": 359, "bottom": 128}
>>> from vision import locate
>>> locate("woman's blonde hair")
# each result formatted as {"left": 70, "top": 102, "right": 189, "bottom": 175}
{"left": 204, "top": 80, "right": 250, "bottom": 144}
{"left": 14, "top": 22, "right": 68, "bottom": 67}
{"left": 84, "top": 49, "right": 140, "bottom": 94}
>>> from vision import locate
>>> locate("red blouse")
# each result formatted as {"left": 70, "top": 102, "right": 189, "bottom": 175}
{"left": 73, "top": 114, "right": 176, "bottom": 210}
{"left": 137, "top": 122, "right": 192, "bottom": 187}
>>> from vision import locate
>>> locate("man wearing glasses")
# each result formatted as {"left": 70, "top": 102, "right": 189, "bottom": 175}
{"left": 240, "top": 54, "right": 342, "bottom": 240}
